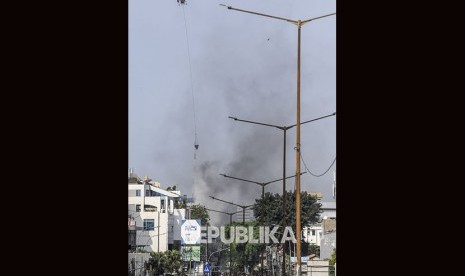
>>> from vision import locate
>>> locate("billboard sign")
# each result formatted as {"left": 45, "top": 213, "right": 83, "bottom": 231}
{"left": 181, "top": 246, "right": 201, "bottom": 261}
{"left": 181, "top": 219, "right": 201, "bottom": 245}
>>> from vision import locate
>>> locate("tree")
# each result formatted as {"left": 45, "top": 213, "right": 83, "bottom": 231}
{"left": 128, "top": 177, "right": 139, "bottom": 184}
{"left": 189, "top": 204, "right": 211, "bottom": 264}
{"left": 189, "top": 204, "right": 210, "bottom": 226}
{"left": 150, "top": 250, "right": 182, "bottom": 276}
{"left": 174, "top": 197, "right": 186, "bottom": 209}
{"left": 149, "top": 252, "right": 165, "bottom": 276}
{"left": 161, "top": 250, "right": 182, "bottom": 275}
{"left": 307, "top": 244, "right": 320, "bottom": 256}
{"left": 225, "top": 221, "right": 261, "bottom": 276}
{"left": 329, "top": 248, "right": 336, "bottom": 276}
{"left": 253, "top": 191, "right": 321, "bottom": 232}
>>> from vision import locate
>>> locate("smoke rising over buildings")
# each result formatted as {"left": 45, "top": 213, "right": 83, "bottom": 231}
{"left": 130, "top": 1, "right": 336, "bottom": 225}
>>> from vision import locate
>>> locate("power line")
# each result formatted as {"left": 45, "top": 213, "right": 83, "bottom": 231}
{"left": 181, "top": 5, "right": 198, "bottom": 155}
{"left": 296, "top": 147, "right": 336, "bottom": 177}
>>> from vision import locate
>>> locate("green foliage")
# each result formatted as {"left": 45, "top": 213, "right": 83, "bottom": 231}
{"left": 174, "top": 197, "right": 186, "bottom": 209}
{"left": 190, "top": 204, "right": 210, "bottom": 226}
{"left": 253, "top": 191, "right": 322, "bottom": 232}
{"left": 149, "top": 252, "right": 165, "bottom": 275}
{"left": 150, "top": 250, "right": 182, "bottom": 275}
{"left": 163, "top": 250, "right": 182, "bottom": 275}
{"left": 224, "top": 221, "right": 262, "bottom": 275}
{"left": 128, "top": 177, "right": 139, "bottom": 183}
{"left": 329, "top": 248, "right": 336, "bottom": 266}
{"left": 329, "top": 248, "right": 336, "bottom": 276}
{"left": 307, "top": 244, "right": 320, "bottom": 256}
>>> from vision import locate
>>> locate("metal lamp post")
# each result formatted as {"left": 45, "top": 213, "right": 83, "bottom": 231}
{"left": 220, "top": 4, "right": 335, "bottom": 275}
{"left": 206, "top": 208, "right": 242, "bottom": 275}
{"left": 209, "top": 195, "right": 254, "bottom": 275}
{"left": 219, "top": 172, "right": 307, "bottom": 276}
{"left": 228, "top": 112, "right": 335, "bottom": 275}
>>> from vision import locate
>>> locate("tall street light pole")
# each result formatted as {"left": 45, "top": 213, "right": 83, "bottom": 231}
{"left": 219, "top": 172, "right": 307, "bottom": 207}
{"left": 206, "top": 208, "right": 242, "bottom": 275}
{"left": 209, "top": 195, "right": 254, "bottom": 275}
{"left": 209, "top": 248, "right": 230, "bottom": 264}
{"left": 229, "top": 112, "right": 335, "bottom": 275}
{"left": 205, "top": 208, "right": 242, "bottom": 226}
{"left": 220, "top": 4, "right": 335, "bottom": 276}
{"left": 208, "top": 196, "right": 254, "bottom": 226}
{"left": 219, "top": 172, "right": 307, "bottom": 276}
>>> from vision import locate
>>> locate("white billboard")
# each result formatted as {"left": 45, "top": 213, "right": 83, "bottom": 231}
{"left": 181, "top": 219, "right": 201, "bottom": 245}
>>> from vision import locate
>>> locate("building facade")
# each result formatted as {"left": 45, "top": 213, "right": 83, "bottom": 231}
{"left": 319, "top": 231, "right": 336, "bottom": 260}
{"left": 303, "top": 225, "right": 323, "bottom": 246}
{"left": 128, "top": 176, "right": 186, "bottom": 252}
{"left": 303, "top": 201, "right": 336, "bottom": 248}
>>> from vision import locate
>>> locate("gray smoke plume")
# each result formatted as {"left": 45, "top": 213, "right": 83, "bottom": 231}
{"left": 129, "top": 2, "right": 336, "bottom": 227}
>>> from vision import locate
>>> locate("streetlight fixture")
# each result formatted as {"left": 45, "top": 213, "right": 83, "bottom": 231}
{"left": 208, "top": 247, "right": 230, "bottom": 267}
{"left": 205, "top": 208, "right": 242, "bottom": 225}
{"left": 220, "top": 4, "right": 335, "bottom": 275}
{"left": 219, "top": 172, "right": 307, "bottom": 276}
{"left": 219, "top": 172, "right": 307, "bottom": 211}
{"left": 206, "top": 208, "right": 242, "bottom": 275}
{"left": 209, "top": 195, "right": 254, "bottom": 275}
{"left": 229, "top": 112, "right": 335, "bottom": 275}
{"left": 208, "top": 196, "right": 254, "bottom": 226}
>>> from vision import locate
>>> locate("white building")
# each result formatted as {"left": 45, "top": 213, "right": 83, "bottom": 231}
{"left": 303, "top": 224, "right": 323, "bottom": 246}
{"left": 302, "top": 201, "right": 336, "bottom": 247}
{"left": 320, "top": 231, "right": 336, "bottom": 260}
{"left": 128, "top": 176, "right": 186, "bottom": 252}
{"left": 320, "top": 201, "right": 336, "bottom": 219}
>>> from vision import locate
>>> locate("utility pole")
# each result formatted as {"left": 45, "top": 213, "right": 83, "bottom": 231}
{"left": 228, "top": 112, "right": 335, "bottom": 276}
{"left": 220, "top": 4, "right": 335, "bottom": 275}
{"left": 219, "top": 172, "right": 306, "bottom": 276}
{"left": 206, "top": 225, "right": 208, "bottom": 268}
{"left": 158, "top": 210, "right": 160, "bottom": 253}
{"left": 205, "top": 208, "right": 241, "bottom": 276}
{"left": 209, "top": 196, "right": 253, "bottom": 275}
{"left": 295, "top": 19, "right": 303, "bottom": 275}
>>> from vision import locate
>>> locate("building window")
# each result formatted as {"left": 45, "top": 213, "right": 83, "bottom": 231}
{"left": 144, "top": 205, "right": 157, "bottom": 212}
{"left": 311, "top": 230, "right": 316, "bottom": 236}
{"left": 136, "top": 204, "right": 141, "bottom": 212}
{"left": 136, "top": 190, "right": 141, "bottom": 197}
{"left": 143, "top": 219, "right": 155, "bottom": 231}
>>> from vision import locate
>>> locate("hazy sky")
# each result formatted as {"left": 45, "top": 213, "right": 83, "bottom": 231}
{"left": 129, "top": 0, "right": 336, "bottom": 225}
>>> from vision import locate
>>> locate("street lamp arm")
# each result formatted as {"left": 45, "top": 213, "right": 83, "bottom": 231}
{"left": 229, "top": 116, "right": 282, "bottom": 130}
{"left": 206, "top": 208, "right": 230, "bottom": 215}
{"left": 220, "top": 4, "right": 297, "bottom": 24}
{"left": 230, "top": 112, "right": 335, "bottom": 130}
{"left": 264, "top": 172, "right": 307, "bottom": 185}
{"left": 302, "top": 12, "right": 336, "bottom": 24}
{"left": 288, "top": 112, "right": 336, "bottom": 129}
{"left": 220, "top": 173, "right": 262, "bottom": 185}
{"left": 209, "top": 195, "right": 245, "bottom": 208}
{"left": 206, "top": 208, "right": 241, "bottom": 216}
{"left": 208, "top": 248, "right": 229, "bottom": 262}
